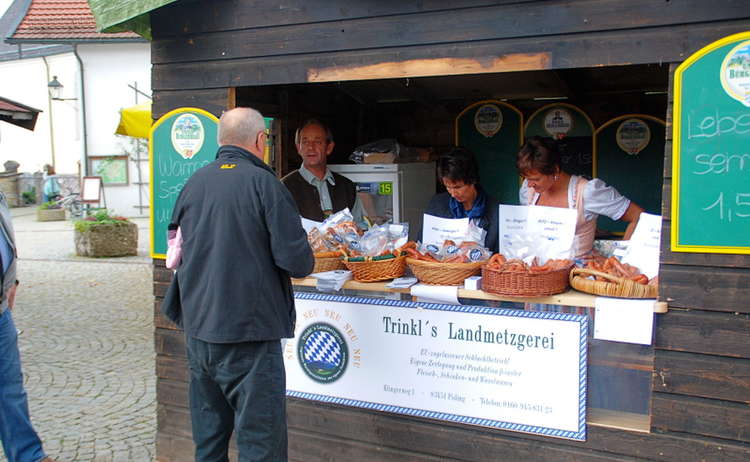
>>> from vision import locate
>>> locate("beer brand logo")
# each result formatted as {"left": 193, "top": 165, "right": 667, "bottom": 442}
{"left": 171, "top": 113, "right": 205, "bottom": 159}
{"left": 298, "top": 323, "right": 348, "bottom": 383}
{"left": 543, "top": 108, "right": 574, "bottom": 139}
{"left": 721, "top": 40, "right": 750, "bottom": 107}
{"left": 616, "top": 118, "right": 651, "bottom": 155}
{"left": 474, "top": 104, "right": 503, "bottom": 138}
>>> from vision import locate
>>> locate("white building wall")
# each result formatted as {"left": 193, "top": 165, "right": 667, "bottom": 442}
{"left": 0, "top": 53, "right": 82, "bottom": 175}
{"left": 0, "top": 42, "right": 151, "bottom": 217}
{"left": 78, "top": 42, "right": 151, "bottom": 217}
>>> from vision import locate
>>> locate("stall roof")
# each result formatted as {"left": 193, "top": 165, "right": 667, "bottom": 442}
{"left": 0, "top": 96, "right": 42, "bottom": 130}
{"left": 5, "top": 0, "right": 145, "bottom": 43}
{"left": 87, "top": 0, "right": 178, "bottom": 40}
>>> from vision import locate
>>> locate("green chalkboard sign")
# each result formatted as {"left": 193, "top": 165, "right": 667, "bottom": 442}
{"left": 525, "top": 103, "right": 594, "bottom": 178}
{"left": 595, "top": 115, "right": 666, "bottom": 234}
{"left": 150, "top": 108, "right": 219, "bottom": 258}
{"left": 672, "top": 31, "right": 750, "bottom": 254}
{"left": 455, "top": 100, "right": 523, "bottom": 205}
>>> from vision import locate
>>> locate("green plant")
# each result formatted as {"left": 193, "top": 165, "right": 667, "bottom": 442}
{"left": 22, "top": 188, "right": 36, "bottom": 205}
{"left": 74, "top": 209, "right": 132, "bottom": 232}
{"left": 38, "top": 200, "right": 61, "bottom": 210}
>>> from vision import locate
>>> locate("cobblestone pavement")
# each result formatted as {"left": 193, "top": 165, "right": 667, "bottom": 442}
{"left": 1, "top": 207, "right": 155, "bottom": 462}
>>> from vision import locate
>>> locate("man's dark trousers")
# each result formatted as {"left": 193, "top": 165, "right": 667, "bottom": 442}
{"left": 186, "top": 337, "right": 287, "bottom": 462}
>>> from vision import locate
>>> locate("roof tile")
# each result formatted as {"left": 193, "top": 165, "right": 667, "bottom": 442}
{"left": 11, "top": 0, "right": 141, "bottom": 41}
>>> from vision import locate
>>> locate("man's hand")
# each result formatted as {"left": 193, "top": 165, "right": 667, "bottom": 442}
{"left": 7, "top": 283, "right": 17, "bottom": 310}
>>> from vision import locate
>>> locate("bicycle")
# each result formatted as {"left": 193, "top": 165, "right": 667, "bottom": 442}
{"left": 54, "top": 193, "right": 84, "bottom": 219}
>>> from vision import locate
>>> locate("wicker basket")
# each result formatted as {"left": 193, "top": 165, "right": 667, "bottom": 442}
{"left": 406, "top": 258, "right": 483, "bottom": 285}
{"left": 312, "top": 256, "right": 346, "bottom": 273}
{"left": 344, "top": 255, "right": 407, "bottom": 282}
{"left": 570, "top": 268, "right": 657, "bottom": 299}
{"left": 481, "top": 264, "right": 572, "bottom": 297}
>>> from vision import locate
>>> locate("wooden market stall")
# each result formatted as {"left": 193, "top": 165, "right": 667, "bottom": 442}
{"left": 145, "top": 1, "right": 750, "bottom": 461}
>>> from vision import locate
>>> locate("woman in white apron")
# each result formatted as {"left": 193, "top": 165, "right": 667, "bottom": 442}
{"left": 517, "top": 137, "right": 643, "bottom": 259}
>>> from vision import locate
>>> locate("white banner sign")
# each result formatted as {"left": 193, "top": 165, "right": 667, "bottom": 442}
{"left": 498, "top": 205, "right": 577, "bottom": 261}
{"left": 285, "top": 293, "right": 588, "bottom": 440}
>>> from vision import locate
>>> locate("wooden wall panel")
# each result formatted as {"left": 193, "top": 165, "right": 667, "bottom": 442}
{"left": 156, "top": 433, "right": 194, "bottom": 462}
{"left": 152, "top": 88, "right": 230, "bottom": 120}
{"left": 657, "top": 265, "right": 750, "bottom": 313}
{"left": 151, "top": 0, "right": 750, "bottom": 65}
{"left": 653, "top": 350, "right": 750, "bottom": 403}
{"left": 652, "top": 393, "right": 750, "bottom": 443}
{"left": 655, "top": 309, "right": 750, "bottom": 359}
{"left": 287, "top": 399, "right": 750, "bottom": 462}
{"left": 155, "top": 327, "right": 186, "bottom": 357}
{"left": 152, "top": 20, "right": 750, "bottom": 90}
{"left": 156, "top": 354, "right": 188, "bottom": 383}
{"left": 151, "top": 0, "right": 532, "bottom": 38}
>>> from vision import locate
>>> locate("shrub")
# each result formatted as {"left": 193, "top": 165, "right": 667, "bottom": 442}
{"left": 38, "top": 200, "right": 61, "bottom": 210}
{"left": 74, "top": 209, "right": 132, "bottom": 233}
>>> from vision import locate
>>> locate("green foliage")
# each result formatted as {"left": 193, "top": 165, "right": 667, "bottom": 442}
{"left": 74, "top": 209, "right": 132, "bottom": 233}
{"left": 22, "top": 188, "right": 36, "bottom": 205}
{"left": 38, "top": 200, "right": 60, "bottom": 210}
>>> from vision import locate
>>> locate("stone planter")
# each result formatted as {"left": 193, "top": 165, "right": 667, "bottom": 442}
{"left": 37, "top": 208, "right": 66, "bottom": 221}
{"left": 74, "top": 221, "right": 138, "bottom": 257}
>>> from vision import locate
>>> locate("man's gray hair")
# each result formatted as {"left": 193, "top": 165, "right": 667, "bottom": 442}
{"left": 217, "top": 107, "right": 265, "bottom": 147}
{"left": 294, "top": 119, "right": 334, "bottom": 145}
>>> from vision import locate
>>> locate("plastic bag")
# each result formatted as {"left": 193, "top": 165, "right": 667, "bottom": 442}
{"left": 357, "top": 222, "right": 409, "bottom": 257}
{"left": 350, "top": 139, "right": 402, "bottom": 164}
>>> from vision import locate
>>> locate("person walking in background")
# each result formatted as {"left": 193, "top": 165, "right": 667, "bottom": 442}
{"left": 41, "top": 165, "right": 61, "bottom": 203}
{"left": 0, "top": 192, "right": 59, "bottom": 462}
{"left": 167, "top": 107, "right": 313, "bottom": 461}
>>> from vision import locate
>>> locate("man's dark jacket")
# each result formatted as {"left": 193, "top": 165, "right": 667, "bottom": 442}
{"left": 281, "top": 170, "right": 356, "bottom": 221}
{"left": 168, "top": 145, "right": 313, "bottom": 343}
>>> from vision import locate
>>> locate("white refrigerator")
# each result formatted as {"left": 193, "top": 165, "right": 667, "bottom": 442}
{"left": 328, "top": 163, "right": 436, "bottom": 240}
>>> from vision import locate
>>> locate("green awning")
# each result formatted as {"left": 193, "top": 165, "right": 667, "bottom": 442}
{"left": 87, "top": 0, "right": 178, "bottom": 40}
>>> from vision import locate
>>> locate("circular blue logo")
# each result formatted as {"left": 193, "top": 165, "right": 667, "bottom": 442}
{"left": 298, "top": 323, "right": 348, "bottom": 383}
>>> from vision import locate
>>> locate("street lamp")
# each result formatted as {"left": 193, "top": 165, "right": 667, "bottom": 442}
{"left": 47, "top": 76, "right": 77, "bottom": 101}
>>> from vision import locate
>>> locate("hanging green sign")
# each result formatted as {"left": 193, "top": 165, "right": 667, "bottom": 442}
{"left": 594, "top": 115, "right": 665, "bottom": 234}
{"left": 672, "top": 31, "right": 750, "bottom": 254}
{"left": 525, "top": 103, "right": 594, "bottom": 178}
{"left": 455, "top": 100, "right": 523, "bottom": 205}
{"left": 150, "top": 108, "right": 219, "bottom": 258}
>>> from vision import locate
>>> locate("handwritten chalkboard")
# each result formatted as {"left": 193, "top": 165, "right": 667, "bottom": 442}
{"left": 672, "top": 32, "right": 750, "bottom": 254}
{"left": 150, "top": 108, "right": 219, "bottom": 258}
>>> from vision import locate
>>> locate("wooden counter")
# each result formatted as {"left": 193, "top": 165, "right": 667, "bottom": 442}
{"left": 292, "top": 277, "right": 668, "bottom": 312}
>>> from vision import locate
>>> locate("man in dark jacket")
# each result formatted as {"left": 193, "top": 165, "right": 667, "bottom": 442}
{"left": 169, "top": 107, "right": 313, "bottom": 461}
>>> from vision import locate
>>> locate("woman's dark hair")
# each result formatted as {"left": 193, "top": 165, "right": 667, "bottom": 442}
{"left": 436, "top": 147, "right": 480, "bottom": 185}
{"left": 516, "top": 136, "right": 561, "bottom": 175}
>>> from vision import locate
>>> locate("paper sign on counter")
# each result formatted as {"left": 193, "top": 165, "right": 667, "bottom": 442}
{"left": 410, "top": 283, "right": 459, "bottom": 305}
{"left": 498, "top": 205, "right": 577, "bottom": 261}
{"left": 594, "top": 297, "right": 654, "bottom": 345}
{"left": 621, "top": 213, "right": 661, "bottom": 279}
{"left": 300, "top": 217, "right": 322, "bottom": 234}
{"left": 422, "top": 214, "right": 470, "bottom": 247}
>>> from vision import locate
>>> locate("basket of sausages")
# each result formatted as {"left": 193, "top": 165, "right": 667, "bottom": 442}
{"left": 307, "top": 210, "right": 362, "bottom": 273}
{"left": 405, "top": 240, "right": 490, "bottom": 285}
{"left": 482, "top": 254, "right": 574, "bottom": 297}
{"left": 570, "top": 256, "right": 658, "bottom": 299}
{"left": 341, "top": 222, "right": 411, "bottom": 282}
